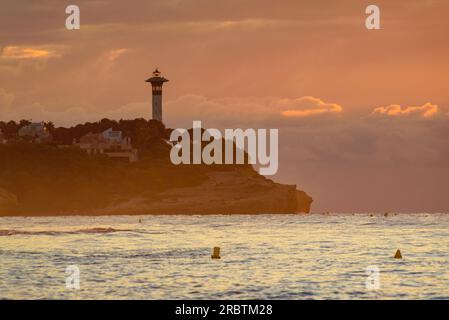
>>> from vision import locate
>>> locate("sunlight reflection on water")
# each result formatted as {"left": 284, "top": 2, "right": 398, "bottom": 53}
{"left": 1, "top": 213, "right": 449, "bottom": 299}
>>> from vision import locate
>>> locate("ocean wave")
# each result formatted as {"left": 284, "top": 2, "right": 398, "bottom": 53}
{"left": 0, "top": 227, "right": 130, "bottom": 236}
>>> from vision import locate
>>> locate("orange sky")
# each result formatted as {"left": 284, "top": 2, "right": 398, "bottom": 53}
{"left": 1, "top": 0, "right": 449, "bottom": 212}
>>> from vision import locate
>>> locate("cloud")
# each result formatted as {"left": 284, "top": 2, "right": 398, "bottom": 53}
{"left": 370, "top": 103, "right": 439, "bottom": 119}
{"left": 164, "top": 95, "right": 277, "bottom": 127}
{"left": 161, "top": 95, "right": 344, "bottom": 129}
{"left": 0, "top": 45, "right": 66, "bottom": 76}
{"left": 81, "top": 48, "right": 131, "bottom": 74}
{"left": 279, "top": 96, "right": 343, "bottom": 118}
{"left": 107, "top": 48, "right": 129, "bottom": 62}
{"left": 0, "top": 45, "right": 63, "bottom": 60}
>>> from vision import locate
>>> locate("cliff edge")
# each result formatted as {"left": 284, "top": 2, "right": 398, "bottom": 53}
{"left": 0, "top": 139, "right": 312, "bottom": 216}
{"left": 95, "top": 170, "right": 313, "bottom": 215}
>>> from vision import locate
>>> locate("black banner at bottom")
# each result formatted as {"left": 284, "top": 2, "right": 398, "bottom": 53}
{"left": 1, "top": 300, "right": 446, "bottom": 319}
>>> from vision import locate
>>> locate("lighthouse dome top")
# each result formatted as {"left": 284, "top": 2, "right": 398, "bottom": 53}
{"left": 145, "top": 68, "right": 169, "bottom": 83}
{"left": 153, "top": 68, "right": 161, "bottom": 76}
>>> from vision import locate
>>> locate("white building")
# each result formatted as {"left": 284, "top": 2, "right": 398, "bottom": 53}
{"left": 102, "top": 128, "right": 123, "bottom": 143}
{"left": 75, "top": 128, "right": 138, "bottom": 162}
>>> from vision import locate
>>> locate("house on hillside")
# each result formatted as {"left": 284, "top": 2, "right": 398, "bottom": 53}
{"left": 102, "top": 128, "right": 123, "bottom": 143}
{"left": 18, "top": 122, "right": 52, "bottom": 143}
{"left": 75, "top": 128, "right": 138, "bottom": 162}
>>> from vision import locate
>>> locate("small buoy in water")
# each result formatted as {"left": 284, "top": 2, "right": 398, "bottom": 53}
{"left": 394, "top": 249, "right": 402, "bottom": 259}
{"left": 211, "top": 247, "right": 221, "bottom": 259}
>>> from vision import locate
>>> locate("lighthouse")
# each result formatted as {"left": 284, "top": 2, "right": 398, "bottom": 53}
{"left": 146, "top": 68, "right": 169, "bottom": 123}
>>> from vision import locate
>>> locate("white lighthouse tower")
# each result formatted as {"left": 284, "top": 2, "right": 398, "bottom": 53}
{"left": 145, "top": 68, "right": 169, "bottom": 123}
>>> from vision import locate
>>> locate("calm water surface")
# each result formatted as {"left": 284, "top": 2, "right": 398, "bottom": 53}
{"left": 1, "top": 213, "right": 449, "bottom": 299}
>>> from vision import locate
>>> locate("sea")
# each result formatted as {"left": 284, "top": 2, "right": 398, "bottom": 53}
{"left": 1, "top": 213, "right": 449, "bottom": 300}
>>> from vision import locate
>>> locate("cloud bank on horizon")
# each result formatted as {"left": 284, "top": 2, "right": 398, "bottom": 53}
{"left": 1, "top": 0, "right": 449, "bottom": 212}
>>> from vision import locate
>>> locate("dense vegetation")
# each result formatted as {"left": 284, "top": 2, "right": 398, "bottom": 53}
{"left": 1, "top": 118, "right": 169, "bottom": 152}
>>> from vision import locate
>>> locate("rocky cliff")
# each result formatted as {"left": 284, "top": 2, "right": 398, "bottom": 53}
{"left": 95, "top": 170, "right": 313, "bottom": 215}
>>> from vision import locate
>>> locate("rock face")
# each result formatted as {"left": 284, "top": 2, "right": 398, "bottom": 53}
{"left": 0, "top": 169, "right": 312, "bottom": 216}
{"left": 95, "top": 170, "right": 313, "bottom": 215}
{"left": 296, "top": 190, "right": 313, "bottom": 213}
